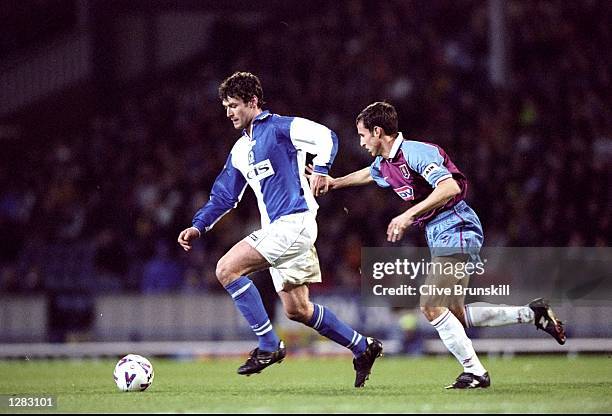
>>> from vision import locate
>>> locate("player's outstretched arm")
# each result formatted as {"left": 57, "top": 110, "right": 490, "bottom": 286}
{"left": 177, "top": 226, "right": 201, "bottom": 252}
{"left": 306, "top": 165, "right": 373, "bottom": 193}
{"left": 332, "top": 166, "right": 374, "bottom": 189}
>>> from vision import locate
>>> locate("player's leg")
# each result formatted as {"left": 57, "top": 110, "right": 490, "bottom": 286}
{"left": 215, "top": 240, "right": 284, "bottom": 375}
{"left": 229, "top": 213, "right": 319, "bottom": 375}
{"left": 278, "top": 282, "right": 368, "bottom": 356}
{"left": 216, "top": 240, "right": 269, "bottom": 287}
{"left": 463, "top": 299, "right": 566, "bottom": 345}
{"left": 269, "top": 212, "right": 364, "bottom": 357}
{"left": 277, "top": 280, "right": 383, "bottom": 388}
{"left": 420, "top": 255, "right": 489, "bottom": 389}
{"left": 422, "top": 201, "right": 491, "bottom": 388}
{"left": 436, "top": 202, "right": 566, "bottom": 343}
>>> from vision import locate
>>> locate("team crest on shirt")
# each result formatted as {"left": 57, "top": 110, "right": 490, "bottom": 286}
{"left": 394, "top": 185, "right": 414, "bottom": 201}
{"left": 399, "top": 164, "right": 411, "bottom": 179}
{"left": 248, "top": 150, "right": 255, "bottom": 165}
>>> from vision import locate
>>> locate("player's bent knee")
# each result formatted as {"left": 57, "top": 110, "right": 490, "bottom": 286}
{"left": 420, "top": 305, "right": 447, "bottom": 322}
{"left": 449, "top": 305, "right": 466, "bottom": 327}
{"left": 215, "top": 259, "right": 238, "bottom": 287}
{"left": 284, "top": 305, "right": 310, "bottom": 323}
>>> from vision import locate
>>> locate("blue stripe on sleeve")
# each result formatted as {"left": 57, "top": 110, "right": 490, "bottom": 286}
{"left": 403, "top": 141, "right": 451, "bottom": 187}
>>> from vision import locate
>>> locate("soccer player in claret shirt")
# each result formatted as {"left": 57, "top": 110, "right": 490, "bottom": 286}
{"left": 317, "top": 101, "right": 566, "bottom": 389}
{"left": 178, "top": 72, "right": 382, "bottom": 387}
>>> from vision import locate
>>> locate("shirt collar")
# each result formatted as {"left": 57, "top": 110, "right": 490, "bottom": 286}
{"left": 254, "top": 110, "right": 271, "bottom": 122}
{"left": 242, "top": 111, "right": 271, "bottom": 137}
{"left": 387, "top": 132, "right": 405, "bottom": 159}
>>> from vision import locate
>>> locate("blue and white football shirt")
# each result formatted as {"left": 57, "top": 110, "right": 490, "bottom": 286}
{"left": 192, "top": 111, "right": 338, "bottom": 232}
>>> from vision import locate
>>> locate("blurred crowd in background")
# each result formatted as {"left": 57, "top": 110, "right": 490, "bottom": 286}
{"left": 0, "top": 1, "right": 610, "bottom": 297}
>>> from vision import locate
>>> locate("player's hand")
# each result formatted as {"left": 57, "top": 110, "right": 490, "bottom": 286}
{"left": 386, "top": 212, "right": 415, "bottom": 243}
{"left": 306, "top": 164, "right": 335, "bottom": 196}
{"left": 177, "top": 227, "right": 201, "bottom": 252}
{"left": 309, "top": 174, "right": 331, "bottom": 197}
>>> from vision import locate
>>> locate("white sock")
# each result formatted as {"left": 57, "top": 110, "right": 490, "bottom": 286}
{"left": 430, "top": 309, "right": 487, "bottom": 376}
{"left": 464, "top": 303, "right": 534, "bottom": 328}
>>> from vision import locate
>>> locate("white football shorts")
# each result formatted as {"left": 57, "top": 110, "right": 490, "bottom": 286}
{"left": 243, "top": 211, "right": 322, "bottom": 292}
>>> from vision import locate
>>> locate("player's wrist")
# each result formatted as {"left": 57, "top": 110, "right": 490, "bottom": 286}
{"left": 403, "top": 210, "right": 416, "bottom": 221}
{"left": 327, "top": 177, "right": 337, "bottom": 189}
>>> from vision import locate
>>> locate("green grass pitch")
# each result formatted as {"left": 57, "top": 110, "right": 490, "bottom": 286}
{"left": 1, "top": 355, "right": 611, "bottom": 413}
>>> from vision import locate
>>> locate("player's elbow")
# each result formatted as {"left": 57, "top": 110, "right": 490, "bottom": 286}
{"left": 449, "top": 180, "right": 461, "bottom": 197}
{"left": 439, "top": 178, "right": 461, "bottom": 198}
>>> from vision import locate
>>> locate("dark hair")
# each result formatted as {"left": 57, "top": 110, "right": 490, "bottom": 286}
{"left": 218, "top": 71, "right": 265, "bottom": 107}
{"left": 356, "top": 102, "right": 398, "bottom": 136}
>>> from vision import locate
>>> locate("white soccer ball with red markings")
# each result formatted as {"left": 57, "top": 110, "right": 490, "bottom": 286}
{"left": 113, "top": 354, "right": 155, "bottom": 392}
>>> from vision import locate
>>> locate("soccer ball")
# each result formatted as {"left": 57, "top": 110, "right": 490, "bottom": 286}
{"left": 113, "top": 354, "right": 155, "bottom": 392}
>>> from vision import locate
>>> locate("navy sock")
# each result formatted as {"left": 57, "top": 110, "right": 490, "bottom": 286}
{"left": 307, "top": 303, "right": 367, "bottom": 356}
{"left": 225, "top": 276, "right": 280, "bottom": 352}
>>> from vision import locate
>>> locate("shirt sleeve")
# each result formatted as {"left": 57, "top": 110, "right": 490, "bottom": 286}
{"left": 192, "top": 153, "right": 247, "bottom": 233}
{"left": 403, "top": 141, "right": 452, "bottom": 187}
{"left": 288, "top": 117, "right": 338, "bottom": 175}
{"left": 369, "top": 157, "right": 391, "bottom": 188}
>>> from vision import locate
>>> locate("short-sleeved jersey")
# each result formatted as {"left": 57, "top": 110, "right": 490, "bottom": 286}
{"left": 192, "top": 110, "right": 338, "bottom": 232}
{"left": 370, "top": 132, "right": 467, "bottom": 227}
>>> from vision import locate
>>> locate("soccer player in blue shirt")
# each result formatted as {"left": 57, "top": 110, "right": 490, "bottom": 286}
{"left": 318, "top": 102, "right": 566, "bottom": 389}
{"left": 177, "top": 72, "right": 382, "bottom": 387}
